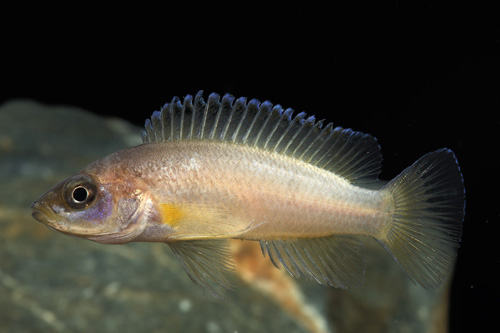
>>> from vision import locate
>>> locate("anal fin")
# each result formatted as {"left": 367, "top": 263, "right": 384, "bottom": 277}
{"left": 260, "top": 235, "right": 365, "bottom": 289}
{"left": 167, "top": 239, "right": 235, "bottom": 299}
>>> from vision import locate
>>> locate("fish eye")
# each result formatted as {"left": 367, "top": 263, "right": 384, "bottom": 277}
{"left": 63, "top": 175, "right": 98, "bottom": 210}
{"left": 72, "top": 186, "right": 89, "bottom": 203}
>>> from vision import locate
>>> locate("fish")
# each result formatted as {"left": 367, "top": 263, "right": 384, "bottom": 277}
{"left": 31, "top": 91, "right": 465, "bottom": 297}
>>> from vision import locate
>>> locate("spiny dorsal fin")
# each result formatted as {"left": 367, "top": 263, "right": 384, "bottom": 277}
{"left": 142, "top": 91, "right": 382, "bottom": 182}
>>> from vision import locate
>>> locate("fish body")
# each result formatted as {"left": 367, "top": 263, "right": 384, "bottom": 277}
{"left": 77, "top": 140, "right": 387, "bottom": 241}
{"left": 32, "top": 92, "right": 465, "bottom": 296}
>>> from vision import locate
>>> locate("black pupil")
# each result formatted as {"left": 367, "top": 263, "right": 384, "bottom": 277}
{"left": 72, "top": 186, "right": 88, "bottom": 202}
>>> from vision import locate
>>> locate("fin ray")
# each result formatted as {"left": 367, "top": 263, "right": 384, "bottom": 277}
{"left": 378, "top": 149, "right": 465, "bottom": 289}
{"left": 167, "top": 239, "right": 235, "bottom": 299}
{"left": 260, "top": 235, "right": 365, "bottom": 289}
{"left": 142, "top": 91, "right": 382, "bottom": 182}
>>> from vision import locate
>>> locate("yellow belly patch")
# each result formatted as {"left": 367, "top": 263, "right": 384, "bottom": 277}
{"left": 159, "top": 203, "right": 185, "bottom": 227}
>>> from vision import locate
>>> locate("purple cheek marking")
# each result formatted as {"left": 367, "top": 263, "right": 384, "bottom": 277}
{"left": 73, "top": 191, "right": 113, "bottom": 224}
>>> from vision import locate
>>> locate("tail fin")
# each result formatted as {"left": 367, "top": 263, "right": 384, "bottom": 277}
{"left": 378, "top": 148, "right": 465, "bottom": 289}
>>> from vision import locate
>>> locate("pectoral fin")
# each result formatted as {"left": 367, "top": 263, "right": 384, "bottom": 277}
{"left": 167, "top": 239, "right": 235, "bottom": 299}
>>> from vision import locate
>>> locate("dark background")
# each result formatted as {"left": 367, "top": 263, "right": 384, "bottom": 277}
{"left": 2, "top": 3, "right": 498, "bottom": 332}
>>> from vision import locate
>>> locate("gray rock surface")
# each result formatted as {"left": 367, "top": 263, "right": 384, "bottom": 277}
{"left": 0, "top": 100, "right": 451, "bottom": 332}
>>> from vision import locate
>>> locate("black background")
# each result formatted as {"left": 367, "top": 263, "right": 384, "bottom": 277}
{"left": 2, "top": 3, "right": 498, "bottom": 332}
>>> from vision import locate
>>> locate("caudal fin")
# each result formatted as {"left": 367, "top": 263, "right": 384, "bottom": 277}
{"left": 378, "top": 148, "right": 465, "bottom": 289}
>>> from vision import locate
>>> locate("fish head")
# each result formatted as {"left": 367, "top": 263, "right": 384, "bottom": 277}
{"left": 32, "top": 172, "right": 148, "bottom": 244}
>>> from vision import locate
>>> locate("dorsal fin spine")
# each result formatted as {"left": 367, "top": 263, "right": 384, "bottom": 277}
{"left": 321, "top": 130, "right": 352, "bottom": 172}
{"left": 290, "top": 116, "right": 316, "bottom": 158}
{"left": 151, "top": 111, "right": 162, "bottom": 142}
{"left": 158, "top": 104, "right": 166, "bottom": 141}
{"left": 181, "top": 94, "right": 191, "bottom": 139}
{"left": 313, "top": 127, "right": 340, "bottom": 168}
{"left": 207, "top": 93, "right": 222, "bottom": 140}
{"left": 179, "top": 96, "right": 186, "bottom": 140}
{"left": 262, "top": 105, "right": 284, "bottom": 149}
{"left": 269, "top": 109, "right": 297, "bottom": 152}
{"left": 165, "top": 105, "right": 173, "bottom": 140}
{"left": 163, "top": 99, "right": 173, "bottom": 140}
{"left": 230, "top": 97, "right": 248, "bottom": 143}
{"left": 195, "top": 92, "right": 208, "bottom": 139}
{"left": 170, "top": 105, "right": 175, "bottom": 140}
{"left": 297, "top": 119, "right": 325, "bottom": 160}
{"left": 166, "top": 103, "right": 174, "bottom": 141}
{"left": 241, "top": 99, "right": 262, "bottom": 144}
{"left": 277, "top": 112, "right": 303, "bottom": 154}
{"left": 143, "top": 119, "right": 151, "bottom": 142}
{"left": 283, "top": 115, "right": 313, "bottom": 156}
{"left": 172, "top": 100, "right": 178, "bottom": 140}
{"left": 219, "top": 94, "right": 235, "bottom": 140}
{"left": 184, "top": 95, "right": 195, "bottom": 140}
{"left": 252, "top": 101, "right": 273, "bottom": 147}
{"left": 306, "top": 123, "right": 335, "bottom": 164}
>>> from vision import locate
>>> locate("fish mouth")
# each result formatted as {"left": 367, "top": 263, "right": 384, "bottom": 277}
{"left": 31, "top": 204, "right": 86, "bottom": 236}
{"left": 31, "top": 200, "right": 117, "bottom": 239}
{"left": 30, "top": 196, "right": 146, "bottom": 244}
{"left": 31, "top": 204, "right": 68, "bottom": 235}
{"left": 31, "top": 201, "right": 57, "bottom": 225}
{"left": 31, "top": 201, "right": 75, "bottom": 235}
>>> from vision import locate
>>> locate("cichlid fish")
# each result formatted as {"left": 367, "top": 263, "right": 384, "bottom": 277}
{"left": 32, "top": 91, "right": 465, "bottom": 297}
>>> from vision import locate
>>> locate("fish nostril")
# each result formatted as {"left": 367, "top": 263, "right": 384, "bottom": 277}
{"left": 31, "top": 200, "right": 45, "bottom": 210}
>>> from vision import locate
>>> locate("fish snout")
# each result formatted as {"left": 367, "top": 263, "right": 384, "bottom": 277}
{"left": 31, "top": 197, "right": 57, "bottom": 225}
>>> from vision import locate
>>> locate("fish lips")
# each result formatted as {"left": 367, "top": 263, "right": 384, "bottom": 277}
{"left": 31, "top": 200, "right": 56, "bottom": 225}
{"left": 31, "top": 200, "right": 70, "bottom": 235}
{"left": 31, "top": 202, "right": 89, "bottom": 237}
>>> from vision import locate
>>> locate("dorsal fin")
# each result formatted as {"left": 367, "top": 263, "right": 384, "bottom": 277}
{"left": 142, "top": 91, "right": 382, "bottom": 182}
